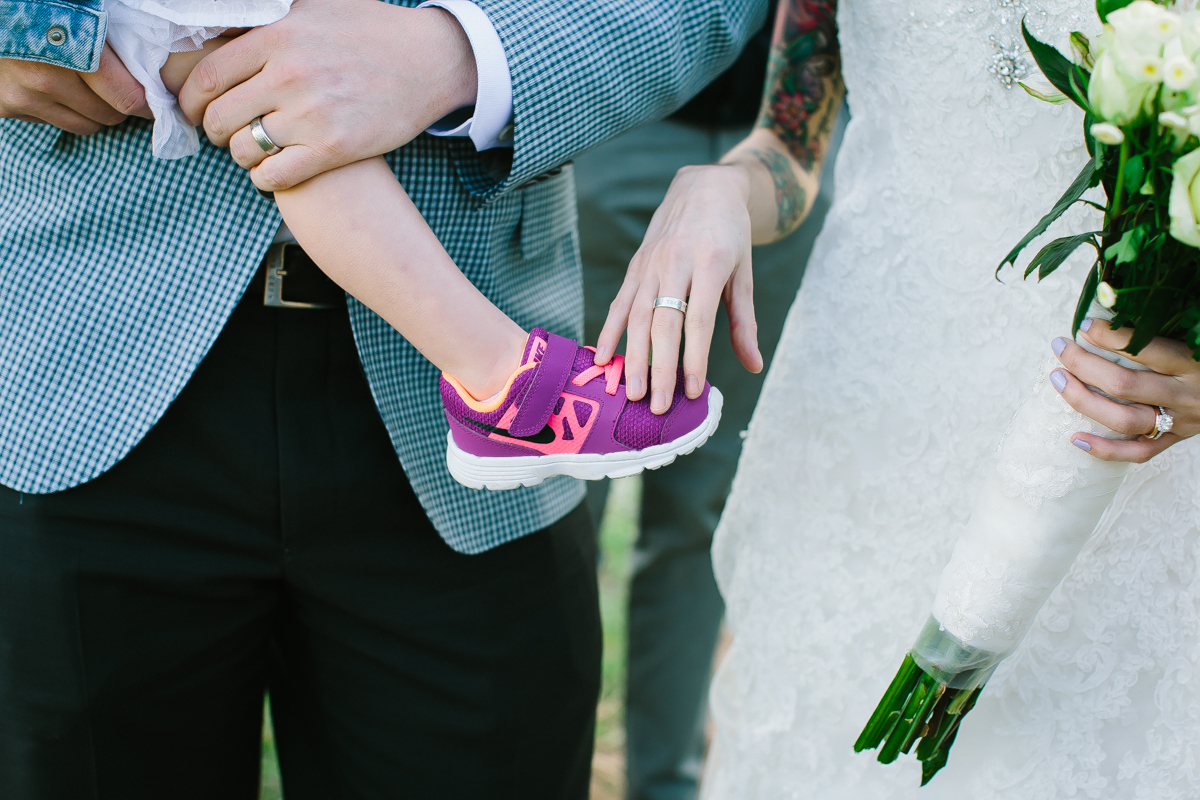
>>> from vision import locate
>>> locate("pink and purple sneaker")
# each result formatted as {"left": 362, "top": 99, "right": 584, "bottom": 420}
{"left": 441, "top": 328, "right": 723, "bottom": 490}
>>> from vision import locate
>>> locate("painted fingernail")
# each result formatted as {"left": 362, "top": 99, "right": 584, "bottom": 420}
{"left": 686, "top": 375, "right": 700, "bottom": 397}
{"left": 1052, "top": 337, "right": 1069, "bottom": 357}
{"left": 1080, "top": 318, "right": 1093, "bottom": 333}
{"left": 651, "top": 389, "right": 666, "bottom": 413}
{"left": 1051, "top": 369, "right": 1067, "bottom": 392}
{"left": 1072, "top": 438, "right": 1091, "bottom": 451}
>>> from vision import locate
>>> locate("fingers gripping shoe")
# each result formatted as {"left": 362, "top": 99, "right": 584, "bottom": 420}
{"left": 441, "top": 329, "right": 723, "bottom": 490}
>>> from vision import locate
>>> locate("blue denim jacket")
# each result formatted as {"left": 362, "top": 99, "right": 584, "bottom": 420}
{"left": 1, "top": 0, "right": 106, "bottom": 72}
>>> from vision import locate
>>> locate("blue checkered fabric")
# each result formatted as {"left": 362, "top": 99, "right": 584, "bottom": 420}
{"left": 0, "top": 0, "right": 763, "bottom": 553}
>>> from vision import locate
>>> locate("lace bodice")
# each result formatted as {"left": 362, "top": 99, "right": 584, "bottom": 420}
{"left": 704, "top": 0, "right": 1200, "bottom": 797}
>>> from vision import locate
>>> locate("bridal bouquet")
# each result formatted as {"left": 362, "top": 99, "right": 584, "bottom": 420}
{"left": 855, "top": 0, "right": 1200, "bottom": 784}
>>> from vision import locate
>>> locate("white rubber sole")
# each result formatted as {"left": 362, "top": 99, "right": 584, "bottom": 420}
{"left": 447, "top": 387, "right": 724, "bottom": 491}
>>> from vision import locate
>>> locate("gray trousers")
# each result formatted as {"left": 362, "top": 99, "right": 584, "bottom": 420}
{"left": 574, "top": 115, "right": 844, "bottom": 800}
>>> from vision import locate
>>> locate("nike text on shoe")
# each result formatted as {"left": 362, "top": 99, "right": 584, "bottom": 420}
{"left": 441, "top": 328, "right": 723, "bottom": 490}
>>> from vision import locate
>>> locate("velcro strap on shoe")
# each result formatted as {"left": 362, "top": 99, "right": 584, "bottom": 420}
{"left": 509, "top": 333, "right": 576, "bottom": 437}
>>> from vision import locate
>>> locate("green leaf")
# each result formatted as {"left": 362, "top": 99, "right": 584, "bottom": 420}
{"left": 1096, "top": 0, "right": 1135, "bottom": 23}
{"left": 998, "top": 159, "right": 1097, "bottom": 274}
{"left": 1068, "top": 63, "right": 1092, "bottom": 113}
{"left": 1122, "top": 156, "right": 1146, "bottom": 197}
{"left": 1019, "top": 81, "right": 1068, "bottom": 103}
{"left": 1072, "top": 259, "right": 1102, "bottom": 336}
{"left": 1104, "top": 224, "right": 1152, "bottom": 263}
{"left": 1126, "top": 290, "right": 1175, "bottom": 354}
{"left": 1104, "top": 224, "right": 1151, "bottom": 264}
{"left": 1180, "top": 308, "right": 1200, "bottom": 359}
{"left": 1023, "top": 20, "right": 1089, "bottom": 111}
{"left": 1104, "top": 235, "right": 1134, "bottom": 264}
{"left": 1070, "top": 31, "right": 1094, "bottom": 68}
{"left": 1024, "top": 232, "right": 1101, "bottom": 281}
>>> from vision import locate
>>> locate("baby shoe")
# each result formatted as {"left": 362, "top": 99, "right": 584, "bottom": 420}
{"left": 441, "top": 328, "right": 722, "bottom": 490}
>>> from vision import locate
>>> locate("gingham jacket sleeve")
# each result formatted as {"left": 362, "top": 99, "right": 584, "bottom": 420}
{"left": 461, "top": 0, "right": 765, "bottom": 195}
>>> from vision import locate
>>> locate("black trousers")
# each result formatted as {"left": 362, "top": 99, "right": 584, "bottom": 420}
{"left": 0, "top": 270, "right": 601, "bottom": 800}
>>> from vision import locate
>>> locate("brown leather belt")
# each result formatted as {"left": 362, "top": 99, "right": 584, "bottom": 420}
{"left": 261, "top": 243, "right": 345, "bottom": 310}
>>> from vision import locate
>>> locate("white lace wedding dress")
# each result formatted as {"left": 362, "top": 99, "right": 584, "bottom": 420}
{"left": 703, "top": 1, "right": 1200, "bottom": 798}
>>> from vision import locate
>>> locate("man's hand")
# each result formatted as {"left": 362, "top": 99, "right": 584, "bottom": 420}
{"left": 178, "top": 0, "right": 478, "bottom": 192}
{"left": 0, "top": 45, "right": 150, "bottom": 134}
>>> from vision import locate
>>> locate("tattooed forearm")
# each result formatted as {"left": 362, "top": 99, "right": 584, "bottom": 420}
{"left": 757, "top": 0, "right": 844, "bottom": 171}
{"left": 748, "top": 147, "right": 807, "bottom": 235}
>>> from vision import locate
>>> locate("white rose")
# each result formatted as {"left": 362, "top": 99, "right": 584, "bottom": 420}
{"left": 1168, "top": 147, "right": 1200, "bottom": 247}
{"left": 1097, "top": 281, "right": 1118, "bottom": 309}
{"left": 1111, "top": 39, "right": 1164, "bottom": 82}
{"left": 1163, "top": 37, "right": 1199, "bottom": 90}
{"left": 1147, "top": 5, "right": 1181, "bottom": 42}
{"left": 1161, "top": 110, "right": 1189, "bottom": 127}
{"left": 1181, "top": 11, "right": 1200, "bottom": 57}
{"left": 1161, "top": 112, "right": 1193, "bottom": 152}
{"left": 1110, "top": 1, "right": 1181, "bottom": 45}
{"left": 1089, "top": 50, "right": 1157, "bottom": 124}
{"left": 1092, "top": 122, "right": 1126, "bottom": 144}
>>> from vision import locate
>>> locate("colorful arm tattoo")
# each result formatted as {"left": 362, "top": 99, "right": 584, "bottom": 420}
{"left": 757, "top": 0, "right": 843, "bottom": 172}
{"left": 747, "top": 146, "right": 806, "bottom": 234}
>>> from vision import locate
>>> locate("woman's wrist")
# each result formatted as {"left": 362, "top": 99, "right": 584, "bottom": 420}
{"left": 722, "top": 132, "right": 818, "bottom": 245}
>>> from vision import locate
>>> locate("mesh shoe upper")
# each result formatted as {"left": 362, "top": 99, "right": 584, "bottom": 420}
{"left": 442, "top": 329, "right": 711, "bottom": 458}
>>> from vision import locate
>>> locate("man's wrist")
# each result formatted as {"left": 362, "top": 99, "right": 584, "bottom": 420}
{"left": 422, "top": 6, "right": 478, "bottom": 124}
{"left": 420, "top": 0, "right": 514, "bottom": 151}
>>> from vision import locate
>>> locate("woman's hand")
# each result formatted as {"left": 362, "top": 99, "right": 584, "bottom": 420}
{"left": 594, "top": 162, "right": 761, "bottom": 414}
{"left": 1051, "top": 318, "right": 1200, "bottom": 462}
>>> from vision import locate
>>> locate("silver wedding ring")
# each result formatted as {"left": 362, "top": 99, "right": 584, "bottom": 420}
{"left": 653, "top": 296, "right": 687, "bottom": 314}
{"left": 1149, "top": 406, "right": 1174, "bottom": 439}
{"left": 250, "top": 117, "right": 283, "bottom": 156}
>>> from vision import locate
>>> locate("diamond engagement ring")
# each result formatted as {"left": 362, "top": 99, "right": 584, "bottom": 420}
{"left": 250, "top": 117, "right": 283, "bottom": 156}
{"left": 653, "top": 296, "right": 687, "bottom": 314}
{"left": 1150, "top": 406, "right": 1174, "bottom": 440}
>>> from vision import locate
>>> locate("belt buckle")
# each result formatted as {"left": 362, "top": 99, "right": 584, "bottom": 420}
{"left": 263, "top": 243, "right": 337, "bottom": 310}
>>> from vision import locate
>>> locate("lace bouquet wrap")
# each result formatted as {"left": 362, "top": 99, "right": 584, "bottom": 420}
{"left": 856, "top": 0, "right": 1200, "bottom": 784}
{"left": 103, "top": 0, "right": 291, "bottom": 158}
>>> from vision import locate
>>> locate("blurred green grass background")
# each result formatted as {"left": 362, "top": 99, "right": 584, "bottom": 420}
{"left": 257, "top": 475, "right": 642, "bottom": 800}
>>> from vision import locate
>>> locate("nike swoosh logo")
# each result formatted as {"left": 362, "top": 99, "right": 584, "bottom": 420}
{"left": 463, "top": 417, "right": 557, "bottom": 445}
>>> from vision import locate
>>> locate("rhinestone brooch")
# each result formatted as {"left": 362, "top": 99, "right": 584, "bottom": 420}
{"left": 988, "top": 36, "right": 1031, "bottom": 88}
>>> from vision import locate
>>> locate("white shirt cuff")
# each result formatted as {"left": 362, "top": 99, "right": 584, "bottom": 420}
{"left": 419, "top": 0, "right": 515, "bottom": 150}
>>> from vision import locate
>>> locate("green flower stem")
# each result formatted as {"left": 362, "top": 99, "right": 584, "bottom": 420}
{"left": 914, "top": 688, "right": 959, "bottom": 761}
{"left": 856, "top": 653, "right": 988, "bottom": 785}
{"left": 854, "top": 653, "right": 922, "bottom": 752}
{"left": 920, "top": 723, "right": 961, "bottom": 786}
{"left": 879, "top": 672, "right": 937, "bottom": 763}
{"left": 899, "top": 678, "right": 945, "bottom": 755}
{"left": 1110, "top": 135, "right": 1131, "bottom": 224}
